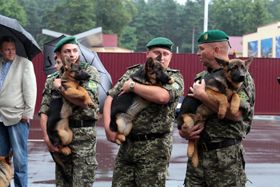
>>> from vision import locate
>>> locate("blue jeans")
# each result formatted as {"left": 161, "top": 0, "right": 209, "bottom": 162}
{"left": 0, "top": 121, "right": 29, "bottom": 187}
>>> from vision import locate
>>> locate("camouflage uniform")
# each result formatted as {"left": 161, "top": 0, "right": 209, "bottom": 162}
{"left": 39, "top": 62, "right": 100, "bottom": 187}
{"left": 184, "top": 70, "right": 255, "bottom": 187}
{"left": 108, "top": 64, "right": 184, "bottom": 187}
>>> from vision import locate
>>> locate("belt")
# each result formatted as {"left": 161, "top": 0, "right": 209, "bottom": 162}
{"left": 69, "top": 119, "right": 95, "bottom": 128}
{"left": 128, "top": 132, "right": 169, "bottom": 142}
{"left": 198, "top": 139, "right": 241, "bottom": 152}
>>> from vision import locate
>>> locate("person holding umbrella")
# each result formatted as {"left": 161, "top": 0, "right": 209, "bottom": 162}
{"left": 39, "top": 36, "right": 100, "bottom": 187}
{"left": 0, "top": 36, "right": 37, "bottom": 187}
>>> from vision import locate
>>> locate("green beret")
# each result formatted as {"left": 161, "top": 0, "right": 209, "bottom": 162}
{"left": 197, "top": 30, "right": 229, "bottom": 44}
{"left": 54, "top": 36, "right": 78, "bottom": 52}
{"left": 146, "top": 37, "right": 174, "bottom": 51}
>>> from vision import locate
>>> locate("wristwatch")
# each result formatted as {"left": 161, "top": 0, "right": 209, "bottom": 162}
{"left": 129, "top": 80, "right": 135, "bottom": 91}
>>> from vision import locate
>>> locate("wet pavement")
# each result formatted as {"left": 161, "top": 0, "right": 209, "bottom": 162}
{"left": 10, "top": 116, "right": 280, "bottom": 187}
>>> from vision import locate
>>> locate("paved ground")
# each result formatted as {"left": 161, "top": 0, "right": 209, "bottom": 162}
{"left": 9, "top": 116, "right": 280, "bottom": 187}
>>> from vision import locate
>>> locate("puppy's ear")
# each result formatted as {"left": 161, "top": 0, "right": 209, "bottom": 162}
{"left": 245, "top": 57, "right": 253, "bottom": 68}
{"left": 215, "top": 57, "right": 229, "bottom": 67}
{"left": 155, "top": 54, "right": 162, "bottom": 63}
{"left": 145, "top": 57, "right": 154, "bottom": 68}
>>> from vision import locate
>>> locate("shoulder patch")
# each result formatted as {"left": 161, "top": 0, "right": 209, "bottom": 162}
{"left": 88, "top": 80, "right": 98, "bottom": 90}
{"left": 238, "top": 91, "right": 248, "bottom": 100}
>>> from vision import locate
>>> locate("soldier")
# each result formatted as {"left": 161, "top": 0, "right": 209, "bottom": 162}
{"left": 39, "top": 36, "right": 100, "bottom": 187}
{"left": 179, "top": 30, "right": 255, "bottom": 186}
{"left": 103, "top": 37, "right": 184, "bottom": 187}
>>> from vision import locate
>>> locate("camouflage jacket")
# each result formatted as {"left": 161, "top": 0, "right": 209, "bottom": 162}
{"left": 108, "top": 64, "right": 184, "bottom": 135}
{"left": 195, "top": 70, "right": 255, "bottom": 141}
{"left": 39, "top": 62, "right": 100, "bottom": 120}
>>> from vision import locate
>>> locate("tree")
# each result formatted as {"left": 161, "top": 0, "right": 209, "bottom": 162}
{"left": 244, "top": 0, "right": 272, "bottom": 34}
{"left": 179, "top": 0, "right": 204, "bottom": 53}
{"left": 268, "top": 0, "right": 280, "bottom": 21}
{"left": 119, "top": 26, "right": 138, "bottom": 50}
{"left": 0, "top": 0, "right": 27, "bottom": 26}
{"left": 19, "top": 0, "right": 61, "bottom": 44}
{"left": 210, "top": 0, "right": 272, "bottom": 36}
{"left": 131, "top": 0, "right": 183, "bottom": 51}
{"left": 95, "top": 0, "right": 136, "bottom": 34}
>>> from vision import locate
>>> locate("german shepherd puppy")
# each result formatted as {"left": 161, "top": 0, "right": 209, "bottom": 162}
{"left": 177, "top": 57, "right": 253, "bottom": 167}
{"left": 110, "top": 55, "right": 173, "bottom": 144}
{"left": 47, "top": 57, "right": 95, "bottom": 155}
{"left": 0, "top": 153, "right": 13, "bottom": 187}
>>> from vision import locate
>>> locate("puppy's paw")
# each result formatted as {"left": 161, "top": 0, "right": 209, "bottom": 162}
{"left": 116, "top": 134, "right": 126, "bottom": 145}
{"left": 60, "top": 146, "right": 71, "bottom": 155}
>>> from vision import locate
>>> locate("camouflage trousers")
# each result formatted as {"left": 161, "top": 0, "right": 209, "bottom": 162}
{"left": 184, "top": 143, "right": 247, "bottom": 187}
{"left": 55, "top": 125, "right": 98, "bottom": 187}
{"left": 112, "top": 135, "right": 172, "bottom": 187}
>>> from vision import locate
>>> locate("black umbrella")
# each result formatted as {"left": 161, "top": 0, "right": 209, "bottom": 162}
{"left": 0, "top": 14, "right": 41, "bottom": 60}
{"left": 43, "top": 35, "right": 112, "bottom": 112}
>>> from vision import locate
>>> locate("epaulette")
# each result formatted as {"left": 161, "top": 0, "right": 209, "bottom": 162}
{"left": 167, "top": 67, "right": 179, "bottom": 73}
{"left": 47, "top": 71, "right": 59, "bottom": 78}
{"left": 194, "top": 71, "right": 207, "bottom": 81}
{"left": 127, "top": 64, "right": 141, "bottom": 70}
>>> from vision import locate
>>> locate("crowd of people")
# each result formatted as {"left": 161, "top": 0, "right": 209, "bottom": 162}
{"left": 0, "top": 29, "right": 255, "bottom": 187}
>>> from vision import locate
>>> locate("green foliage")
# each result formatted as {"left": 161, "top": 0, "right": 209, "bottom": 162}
{"left": 0, "top": 0, "right": 27, "bottom": 26}
{"left": 5, "top": 0, "right": 280, "bottom": 52}
{"left": 210, "top": 0, "right": 272, "bottom": 35}
{"left": 95, "top": 0, "right": 136, "bottom": 34}
{"left": 179, "top": 0, "right": 204, "bottom": 52}
{"left": 43, "top": 0, "right": 96, "bottom": 35}
{"left": 119, "top": 26, "right": 138, "bottom": 50}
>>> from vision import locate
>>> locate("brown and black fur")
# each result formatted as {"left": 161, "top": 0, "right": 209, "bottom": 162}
{"left": 0, "top": 153, "right": 13, "bottom": 187}
{"left": 177, "top": 57, "right": 253, "bottom": 167}
{"left": 47, "top": 57, "right": 95, "bottom": 156}
{"left": 110, "top": 55, "right": 174, "bottom": 144}
{"left": 47, "top": 57, "right": 95, "bottom": 179}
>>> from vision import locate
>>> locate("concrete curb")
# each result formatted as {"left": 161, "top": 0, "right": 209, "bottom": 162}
{"left": 253, "top": 115, "right": 280, "bottom": 121}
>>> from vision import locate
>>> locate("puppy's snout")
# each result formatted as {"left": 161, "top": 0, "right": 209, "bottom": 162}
{"left": 75, "top": 71, "right": 90, "bottom": 81}
{"left": 233, "top": 75, "right": 245, "bottom": 83}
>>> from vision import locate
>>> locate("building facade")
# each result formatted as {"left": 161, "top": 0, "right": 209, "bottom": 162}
{"left": 243, "top": 22, "right": 280, "bottom": 58}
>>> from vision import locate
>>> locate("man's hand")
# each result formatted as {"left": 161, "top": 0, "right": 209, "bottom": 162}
{"left": 53, "top": 78, "right": 62, "bottom": 89}
{"left": 43, "top": 134, "right": 59, "bottom": 153}
{"left": 119, "top": 79, "right": 134, "bottom": 96}
{"left": 179, "top": 122, "right": 204, "bottom": 140}
{"left": 188, "top": 79, "right": 207, "bottom": 100}
{"left": 21, "top": 116, "right": 30, "bottom": 123}
{"left": 104, "top": 127, "right": 118, "bottom": 143}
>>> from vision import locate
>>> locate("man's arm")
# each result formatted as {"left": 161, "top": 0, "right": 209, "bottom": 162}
{"left": 103, "top": 95, "right": 117, "bottom": 142}
{"left": 39, "top": 113, "right": 59, "bottom": 152}
{"left": 120, "top": 79, "right": 170, "bottom": 104}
